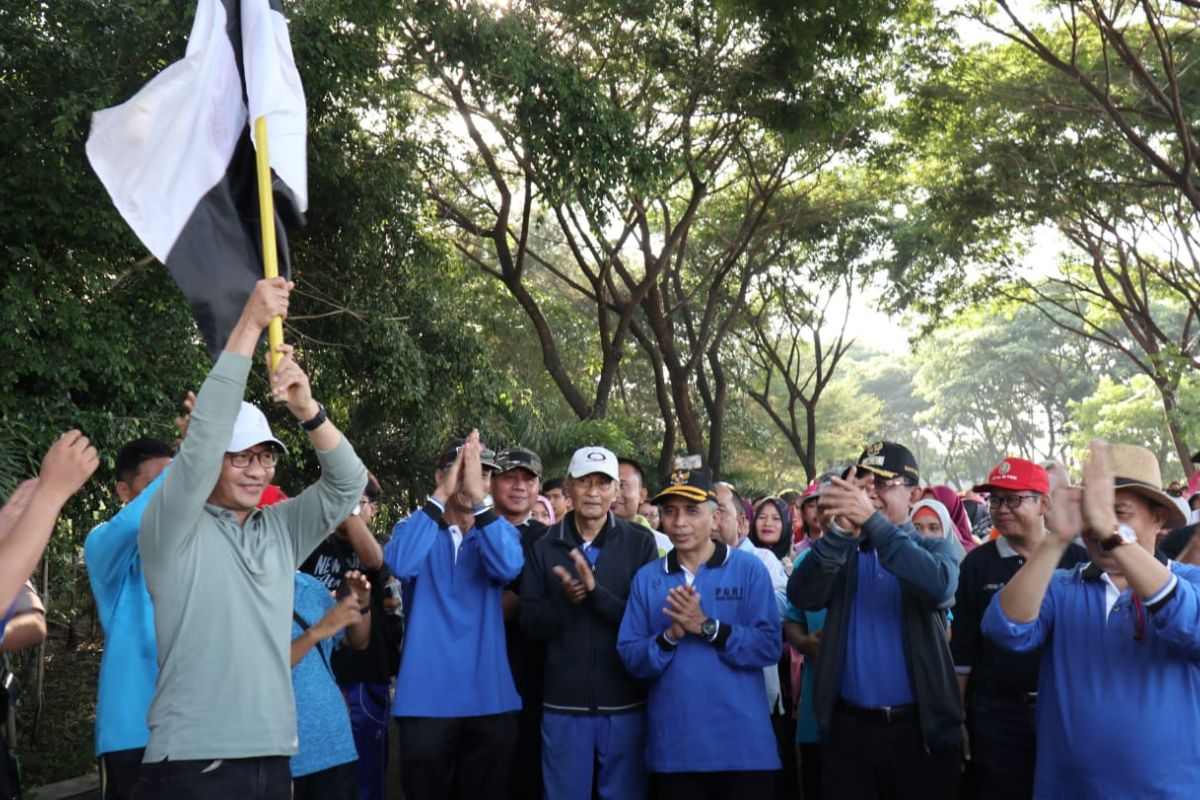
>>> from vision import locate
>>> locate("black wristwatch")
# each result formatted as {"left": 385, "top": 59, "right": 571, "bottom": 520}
{"left": 700, "top": 618, "right": 719, "bottom": 642}
{"left": 300, "top": 402, "right": 327, "bottom": 432}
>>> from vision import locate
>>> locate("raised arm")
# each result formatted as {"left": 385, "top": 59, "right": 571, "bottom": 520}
{"left": 140, "top": 279, "right": 291, "bottom": 562}
{"left": 865, "top": 515, "right": 959, "bottom": 608}
{"left": 455, "top": 434, "right": 521, "bottom": 582}
{"left": 267, "top": 342, "right": 366, "bottom": 562}
{"left": 336, "top": 513, "right": 384, "bottom": 573}
{"left": 0, "top": 432, "right": 99, "bottom": 611}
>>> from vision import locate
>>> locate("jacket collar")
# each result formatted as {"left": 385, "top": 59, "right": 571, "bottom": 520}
{"left": 663, "top": 540, "right": 730, "bottom": 574}
{"left": 1080, "top": 549, "right": 1167, "bottom": 581}
{"left": 554, "top": 511, "right": 617, "bottom": 549}
{"left": 996, "top": 536, "right": 1019, "bottom": 559}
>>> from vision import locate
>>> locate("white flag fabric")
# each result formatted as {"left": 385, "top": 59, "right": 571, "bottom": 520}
{"left": 86, "top": 0, "right": 307, "bottom": 358}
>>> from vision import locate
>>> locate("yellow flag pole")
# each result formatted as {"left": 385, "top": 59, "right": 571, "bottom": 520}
{"left": 254, "top": 115, "right": 285, "bottom": 371}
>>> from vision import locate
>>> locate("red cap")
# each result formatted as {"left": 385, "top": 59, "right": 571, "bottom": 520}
{"left": 258, "top": 484, "right": 289, "bottom": 508}
{"left": 972, "top": 458, "right": 1049, "bottom": 495}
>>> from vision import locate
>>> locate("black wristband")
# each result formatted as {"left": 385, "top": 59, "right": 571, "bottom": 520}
{"left": 300, "top": 402, "right": 327, "bottom": 432}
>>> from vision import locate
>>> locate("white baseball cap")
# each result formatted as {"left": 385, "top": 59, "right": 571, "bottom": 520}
{"left": 568, "top": 446, "right": 619, "bottom": 481}
{"left": 226, "top": 402, "right": 288, "bottom": 454}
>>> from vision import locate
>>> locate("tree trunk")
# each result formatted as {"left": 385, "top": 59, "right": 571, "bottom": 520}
{"left": 1155, "top": 379, "right": 1193, "bottom": 474}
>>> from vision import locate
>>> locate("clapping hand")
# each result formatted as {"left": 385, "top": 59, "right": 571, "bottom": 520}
{"left": 316, "top": 594, "right": 363, "bottom": 639}
{"left": 552, "top": 548, "right": 595, "bottom": 604}
{"left": 664, "top": 585, "right": 706, "bottom": 637}
{"left": 818, "top": 467, "right": 873, "bottom": 533}
{"left": 1043, "top": 455, "right": 1082, "bottom": 544}
{"left": 458, "top": 431, "right": 486, "bottom": 505}
{"left": 1081, "top": 439, "right": 1118, "bottom": 542}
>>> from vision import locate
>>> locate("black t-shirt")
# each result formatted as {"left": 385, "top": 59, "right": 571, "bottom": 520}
{"left": 1159, "top": 523, "right": 1198, "bottom": 561}
{"left": 299, "top": 536, "right": 358, "bottom": 590}
{"left": 506, "top": 517, "right": 548, "bottom": 705}
{"left": 298, "top": 535, "right": 402, "bottom": 684}
{"left": 951, "top": 537, "right": 1089, "bottom": 698}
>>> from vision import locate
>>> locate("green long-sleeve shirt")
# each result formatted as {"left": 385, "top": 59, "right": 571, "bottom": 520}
{"left": 138, "top": 352, "right": 366, "bottom": 761}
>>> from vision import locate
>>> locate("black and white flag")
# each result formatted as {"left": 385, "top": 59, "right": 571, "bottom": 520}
{"left": 87, "top": 0, "right": 307, "bottom": 359}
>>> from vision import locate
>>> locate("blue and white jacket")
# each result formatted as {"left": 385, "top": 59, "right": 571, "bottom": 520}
{"left": 385, "top": 499, "right": 523, "bottom": 717}
{"left": 984, "top": 560, "right": 1200, "bottom": 799}
{"left": 618, "top": 542, "right": 781, "bottom": 773}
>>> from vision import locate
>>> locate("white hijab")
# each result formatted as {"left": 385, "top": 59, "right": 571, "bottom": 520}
{"left": 910, "top": 498, "right": 966, "bottom": 563}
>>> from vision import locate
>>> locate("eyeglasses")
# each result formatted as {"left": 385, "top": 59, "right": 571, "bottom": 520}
{"left": 868, "top": 476, "right": 911, "bottom": 492}
{"left": 987, "top": 494, "right": 1040, "bottom": 511}
{"left": 228, "top": 450, "right": 279, "bottom": 469}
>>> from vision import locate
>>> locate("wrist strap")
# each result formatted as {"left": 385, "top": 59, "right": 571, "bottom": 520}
{"left": 300, "top": 402, "right": 327, "bottom": 432}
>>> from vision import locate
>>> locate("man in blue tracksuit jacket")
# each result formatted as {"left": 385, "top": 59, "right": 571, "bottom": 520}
{"left": 618, "top": 470, "right": 781, "bottom": 799}
{"left": 83, "top": 438, "right": 173, "bottom": 800}
{"left": 384, "top": 431, "right": 523, "bottom": 800}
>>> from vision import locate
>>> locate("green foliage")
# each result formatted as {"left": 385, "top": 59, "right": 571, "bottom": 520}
{"left": 1067, "top": 375, "right": 1200, "bottom": 481}
{"left": 0, "top": 0, "right": 501, "bottom": 623}
{"left": 909, "top": 299, "right": 1106, "bottom": 481}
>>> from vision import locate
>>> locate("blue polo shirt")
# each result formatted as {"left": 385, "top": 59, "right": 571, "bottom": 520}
{"left": 839, "top": 546, "right": 915, "bottom": 708}
{"left": 83, "top": 471, "right": 166, "bottom": 755}
{"left": 983, "top": 561, "right": 1200, "bottom": 798}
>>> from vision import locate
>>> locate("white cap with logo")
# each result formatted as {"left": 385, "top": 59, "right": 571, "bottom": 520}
{"left": 226, "top": 401, "right": 288, "bottom": 454}
{"left": 568, "top": 445, "right": 619, "bottom": 481}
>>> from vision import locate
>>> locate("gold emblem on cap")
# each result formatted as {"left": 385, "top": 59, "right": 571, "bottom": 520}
{"left": 866, "top": 442, "right": 884, "bottom": 455}
{"left": 671, "top": 470, "right": 690, "bottom": 485}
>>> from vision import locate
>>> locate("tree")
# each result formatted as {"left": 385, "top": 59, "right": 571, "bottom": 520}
{"left": 890, "top": 10, "right": 1200, "bottom": 466}
{"left": 740, "top": 272, "right": 855, "bottom": 482}
{"left": 909, "top": 300, "right": 1108, "bottom": 485}
{"left": 1067, "top": 374, "right": 1200, "bottom": 480}
{"left": 396, "top": 0, "right": 917, "bottom": 474}
{"left": 973, "top": 0, "right": 1200, "bottom": 213}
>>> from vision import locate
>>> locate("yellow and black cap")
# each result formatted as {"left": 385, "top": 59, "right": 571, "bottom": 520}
{"left": 651, "top": 469, "right": 718, "bottom": 504}
{"left": 853, "top": 441, "right": 919, "bottom": 483}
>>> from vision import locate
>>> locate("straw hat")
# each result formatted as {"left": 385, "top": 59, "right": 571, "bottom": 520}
{"left": 1107, "top": 443, "right": 1188, "bottom": 530}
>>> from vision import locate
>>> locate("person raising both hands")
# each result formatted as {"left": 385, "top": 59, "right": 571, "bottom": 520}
{"left": 135, "top": 277, "right": 368, "bottom": 800}
{"left": 983, "top": 440, "right": 1200, "bottom": 799}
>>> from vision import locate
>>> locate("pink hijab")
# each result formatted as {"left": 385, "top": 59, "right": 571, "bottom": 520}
{"left": 925, "top": 486, "right": 977, "bottom": 553}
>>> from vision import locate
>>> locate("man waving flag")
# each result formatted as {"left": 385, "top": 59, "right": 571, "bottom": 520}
{"left": 86, "top": 0, "right": 306, "bottom": 360}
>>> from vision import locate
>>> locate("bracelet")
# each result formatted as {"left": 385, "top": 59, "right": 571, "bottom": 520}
{"left": 300, "top": 402, "right": 327, "bottom": 432}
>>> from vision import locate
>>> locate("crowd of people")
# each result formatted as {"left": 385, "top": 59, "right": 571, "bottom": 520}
{"left": 2, "top": 278, "right": 1200, "bottom": 799}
